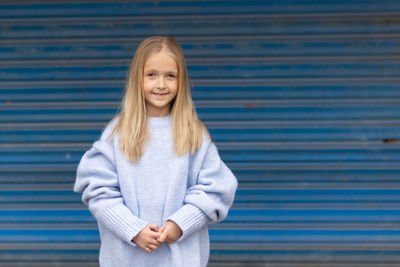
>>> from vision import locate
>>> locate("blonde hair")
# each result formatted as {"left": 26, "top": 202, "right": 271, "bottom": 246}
{"left": 108, "top": 35, "right": 210, "bottom": 162}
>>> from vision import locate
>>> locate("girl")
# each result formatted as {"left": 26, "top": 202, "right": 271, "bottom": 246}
{"left": 74, "top": 36, "right": 238, "bottom": 267}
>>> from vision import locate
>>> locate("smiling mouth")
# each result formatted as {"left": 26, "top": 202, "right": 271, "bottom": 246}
{"left": 153, "top": 92, "right": 168, "bottom": 96}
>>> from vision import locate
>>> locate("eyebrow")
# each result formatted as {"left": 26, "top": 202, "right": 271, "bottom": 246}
{"left": 144, "top": 69, "right": 178, "bottom": 74}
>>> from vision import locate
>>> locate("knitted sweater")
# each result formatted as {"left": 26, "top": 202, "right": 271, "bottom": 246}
{"left": 74, "top": 114, "right": 238, "bottom": 267}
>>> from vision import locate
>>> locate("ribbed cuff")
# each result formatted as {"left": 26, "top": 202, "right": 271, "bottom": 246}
{"left": 95, "top": 202, "right": 148, "bottom": 246}
{"left": 167, "top": 204, "right": 210, "bottom": 241}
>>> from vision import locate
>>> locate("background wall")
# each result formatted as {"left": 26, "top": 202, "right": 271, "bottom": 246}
{"left": 1, "top": 0, "right": 400, "bottom": 266}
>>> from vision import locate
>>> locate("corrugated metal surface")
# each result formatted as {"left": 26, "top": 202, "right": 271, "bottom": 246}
{"left": 1, "top": 0, "right": 400, "bottom": 266}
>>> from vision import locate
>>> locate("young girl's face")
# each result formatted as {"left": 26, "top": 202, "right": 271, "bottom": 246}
{"left": 142, "top": 50, "right": 178, "bottom": 117}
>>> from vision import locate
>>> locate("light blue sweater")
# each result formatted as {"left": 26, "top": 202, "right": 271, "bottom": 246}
{"left": 74, "top": 114, "right": 238, "bottom": 267}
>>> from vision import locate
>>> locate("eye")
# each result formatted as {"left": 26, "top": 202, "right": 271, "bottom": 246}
{"left": 168, "top": 74, "right": 176, "bottom": 79}
{"left": 146, "top": 72, "right": 155, "bottom": 77}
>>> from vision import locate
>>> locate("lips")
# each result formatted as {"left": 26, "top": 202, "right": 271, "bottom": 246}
{"left": 152, "top": 92, "right": 168, "bottom": 97}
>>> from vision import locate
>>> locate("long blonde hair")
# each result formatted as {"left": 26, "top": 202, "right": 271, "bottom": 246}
{"left": 108, "top": 36, "right": 210, "bottom": 162}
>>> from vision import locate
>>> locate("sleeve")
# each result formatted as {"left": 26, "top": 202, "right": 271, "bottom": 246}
{"left": 73, "top": 136, "right": 148, "bottom": 247}
{"left": 167, "top": 140, "right": 238, "bottom": 241}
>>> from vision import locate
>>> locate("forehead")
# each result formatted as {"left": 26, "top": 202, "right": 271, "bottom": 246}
{"left": 144, "top": 51, "right": 178, "bottom": 72}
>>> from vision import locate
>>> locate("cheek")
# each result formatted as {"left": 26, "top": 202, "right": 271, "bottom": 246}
{"left": 170, "top": 80, "right": 178, "bottom": 93}
{"left": 143, "top": 79, "right": 154, "bottom": 93}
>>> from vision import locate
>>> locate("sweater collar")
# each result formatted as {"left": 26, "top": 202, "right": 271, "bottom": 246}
{"left": 148, "top": 114, "right": 171, "bottom": 129}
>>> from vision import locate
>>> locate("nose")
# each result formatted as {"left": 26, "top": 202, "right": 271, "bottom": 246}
{"left": 157, "top": 77, "right": 166, "bottom": 89}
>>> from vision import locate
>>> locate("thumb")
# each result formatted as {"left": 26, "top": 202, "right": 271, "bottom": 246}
{"left": 148, "top": 224, "right": 158, "bottom": 232}
{"left": 159, "top": 223, "right": 167, "bottom": 233}
{"left": 158, "top": 229, "right": 168, "bottom": 242}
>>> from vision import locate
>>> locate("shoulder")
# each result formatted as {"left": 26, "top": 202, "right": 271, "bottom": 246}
{"left": 199, "top": 125, "right": 214, "bottom": 149}
{"left": 100, "top": 115, "right": 120, "bottom": 142}
{"left": 189, "top": 126, "right": 224, "bottom": 176}
{"left": 89, "top": 115, "right": 120, "bottom": 155}
{"left": 192, "top": 125, "right": 218, "bottom": 160}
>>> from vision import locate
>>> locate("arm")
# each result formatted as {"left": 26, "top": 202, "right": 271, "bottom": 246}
{"left": 167, "top": 139, "right": 238, "bottom": 241}
{"left": 74, "top": 135, "right": 149, "bottom": 247}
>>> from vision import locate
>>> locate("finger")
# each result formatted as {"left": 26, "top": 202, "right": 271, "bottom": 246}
{"left": 151, "top": 232, "right": 162, "bottom": 240}
{"left": 149, "top": 237, "right": 161, "bottom": 246}
{"left": 148, "top": 244, "right": 158, "bottom": 250}
{"left": 145, "top": 247, "right": 151, "bottom": 253}
{"left": 147, "top": 234, "right": 161, "bottom": 245}
{"left": 158, "top": 231, "right": 167, "bottom": 242}
{"left": 148, "top": 224, "right": 158, "bottom": 232}
{"left": 159, "top": 224, "right": 167, "bottom": 233}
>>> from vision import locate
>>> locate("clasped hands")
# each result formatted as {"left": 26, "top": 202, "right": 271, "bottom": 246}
{"left": 132, "top": 220, "right": 183, "bottom": 253}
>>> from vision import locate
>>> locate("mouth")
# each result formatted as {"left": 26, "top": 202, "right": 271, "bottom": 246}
{"left": 152, "top": 92, "right": 168, "bottom": 97}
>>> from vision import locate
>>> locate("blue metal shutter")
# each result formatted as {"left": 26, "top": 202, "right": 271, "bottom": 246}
{"left": 1, "top": 1, "right": 399, "bottom": 266}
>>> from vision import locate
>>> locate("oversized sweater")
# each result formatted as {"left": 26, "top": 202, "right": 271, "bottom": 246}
{"left": 73, "top": 114, "right": 238, "bottom": 267}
